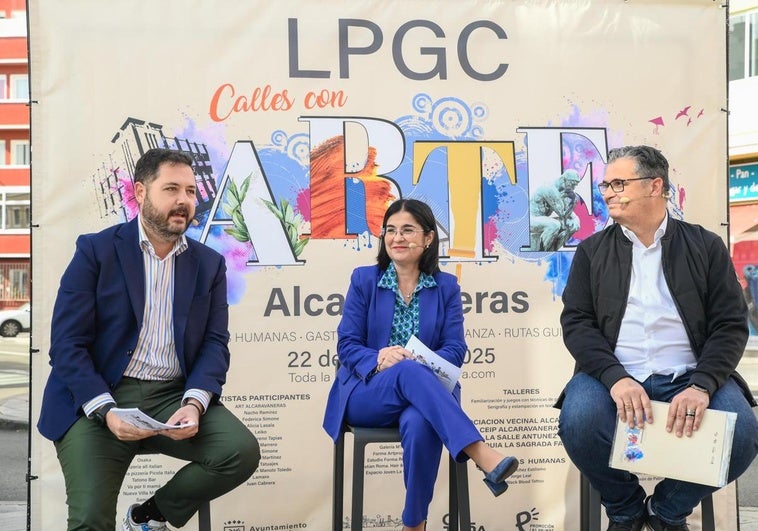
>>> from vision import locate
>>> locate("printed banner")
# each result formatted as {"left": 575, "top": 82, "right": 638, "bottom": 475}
{"left": 28, "top": 1, "right": 732, "bottom": 529}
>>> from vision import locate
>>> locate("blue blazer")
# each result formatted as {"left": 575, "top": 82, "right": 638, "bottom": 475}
{"left": 322, "top": 265, "right": 467, "bottom": 441}
{"left": 38, "top": 218, "right": 231, "bottom": 441}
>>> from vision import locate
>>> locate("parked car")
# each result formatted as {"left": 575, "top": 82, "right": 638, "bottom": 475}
{"left": 0, "top": 302, "right": 30, "bottom": 337}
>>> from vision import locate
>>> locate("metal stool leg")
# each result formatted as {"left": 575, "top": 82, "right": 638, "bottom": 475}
{"left": 580, "top": 474, "right": 602, "bottom": 531}
{"left": 450, "top": 457, "right": 470, "bottom": 531}
{"left": 197, "top": 501, "right": 211, "bottom": 531}
{"left": 448, "top": 455, "right": 458, "bottom": 531}
{"left": 333, "top": 432, "right": 345, "bottom": 531}
{"left": 351, "top": 436, "right": 367, "bottom": 531}
{"left": 700, "top": 494, "right": 715, "bottom": 531}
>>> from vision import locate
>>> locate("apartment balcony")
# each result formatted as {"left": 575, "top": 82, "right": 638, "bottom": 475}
{"left": 0, "top": 101, "right": 29, "bottom": 128}
{"left": 0, "top": 12, "right": 27, "bottom": 43}
{"left": 0, "top": 233, "right": 29, "bottom": 256}
{"left": 0, "top": 166, "right": 29, "bottom": 186}
{"left": 0, "top": 35, "right": 25, "bottom": 60}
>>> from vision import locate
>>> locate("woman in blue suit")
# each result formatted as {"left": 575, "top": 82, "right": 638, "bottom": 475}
{"left": 323, "top": 199, "right": 518, "bottom": 531}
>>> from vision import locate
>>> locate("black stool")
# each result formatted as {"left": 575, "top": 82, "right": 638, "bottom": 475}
{"left": 133, "top": 450, "right": 211, "bottom": 531}
{"left": 333, "top": 425, "right": 471, "bottom": 531}
{"left": 580, "top": 474, "right": 715, "bottom": 531}
{"left": 194, "top": 500, "right": 211, "bottom": 531}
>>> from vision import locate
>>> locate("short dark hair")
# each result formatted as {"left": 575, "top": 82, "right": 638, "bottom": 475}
{"left": 607, "top": 145, "right": 670, "bottom": 191}
{"left": 133, "top": 148, "right": 194, "bottom": 185}
{"left": 377, "top": 199, "right": 440, "bottom": 275}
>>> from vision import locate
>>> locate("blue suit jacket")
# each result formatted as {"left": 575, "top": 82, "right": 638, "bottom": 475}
{"left": 38, "top": 218, "right": 231, "bottom": 441}
{"left": 322, "top": 265, "right": 467, "bottom": 441}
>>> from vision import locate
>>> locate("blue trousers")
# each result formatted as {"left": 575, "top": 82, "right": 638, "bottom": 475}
{"left": 558, "top": 372, "right": 758, "bottom": 526}
{"left": 345, "top": 359, "right": 483, "bottom": 527}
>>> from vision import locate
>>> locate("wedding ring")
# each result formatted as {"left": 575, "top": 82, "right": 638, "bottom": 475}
{"left": 685, "top": 410, "right": 695, "bottom": 417}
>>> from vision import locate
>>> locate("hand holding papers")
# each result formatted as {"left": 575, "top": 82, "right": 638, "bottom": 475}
{"left": 404, "top": 335, "right": 462, "bottom": 393}
{"left": 609, "top": 400, "right": 736, "bottom": 487}
{"left": 110, "top": 407, "right": 197, "bottom": 431}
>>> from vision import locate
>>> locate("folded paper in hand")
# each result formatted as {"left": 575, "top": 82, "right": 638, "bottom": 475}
{"left": 609, "top": 400, "right": 736, "bottom": 487}
{"left": 110, "top": 407, "right": 196, "bottom": 431}
{"left": 404, "top": 335, "right": 461, "bottom": 393}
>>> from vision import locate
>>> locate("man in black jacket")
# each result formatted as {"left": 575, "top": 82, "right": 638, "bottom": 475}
{"left": 557, "top": 145, "right": 758, "bottom": 531}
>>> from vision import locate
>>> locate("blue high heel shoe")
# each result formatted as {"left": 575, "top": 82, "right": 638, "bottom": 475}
{"left": 482, "top": 456, "right": 518, "bottom": 497}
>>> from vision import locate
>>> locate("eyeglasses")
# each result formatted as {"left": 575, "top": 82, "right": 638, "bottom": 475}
{"left": 598, "top": 177, "right": 652, "bottom": 193}
{"left": 382, "top": 226, "right": 425, "bottom": 238}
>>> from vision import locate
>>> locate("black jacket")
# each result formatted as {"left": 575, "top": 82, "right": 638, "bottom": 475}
{"left": 557, "top": 217, "right": 755, "bottom": 407}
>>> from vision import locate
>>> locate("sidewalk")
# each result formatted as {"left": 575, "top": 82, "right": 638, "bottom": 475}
{"left": 0, "top": 392, "right": 28, "bottom": 429}
{"left": 0, "top": 389, "right": 28, "bottom": 531}
{"left": 0, "top": 502, "right": 25, "bottom": 531}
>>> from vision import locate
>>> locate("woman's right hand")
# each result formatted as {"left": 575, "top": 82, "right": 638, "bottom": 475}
{"left": 377, "top": 345, "right": 412, "bottom": 372}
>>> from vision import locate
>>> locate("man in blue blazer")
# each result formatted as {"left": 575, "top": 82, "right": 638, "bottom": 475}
{"left": 38, "top": 149, "right": 259, "bottom": 531}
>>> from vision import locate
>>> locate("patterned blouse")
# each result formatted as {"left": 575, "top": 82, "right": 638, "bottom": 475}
{"left": 377, "top": 262, "right": 437, "bottom": 347}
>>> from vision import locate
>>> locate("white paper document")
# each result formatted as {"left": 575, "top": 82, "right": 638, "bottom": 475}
{"left": 609, "top": 400, "right": 736, "bottom": 487}
{"left": 110, "top": 407, "right": 196, "bottom": 431}
{"left": 404, "top": 334, "right": 462, "bottom": 393}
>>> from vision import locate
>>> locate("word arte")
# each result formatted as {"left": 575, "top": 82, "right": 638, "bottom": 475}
{"left": 197, "top": 123, "right": 608, "bottom": 268}
{"left": 263, "top": 286, "right": 530, "bottom": 316}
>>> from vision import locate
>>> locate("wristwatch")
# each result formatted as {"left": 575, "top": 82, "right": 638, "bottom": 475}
{"left": 88, "top": 402, "right": 116, "bottom": 427}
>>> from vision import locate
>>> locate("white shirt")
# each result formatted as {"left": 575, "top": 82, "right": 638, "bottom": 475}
{"left": 615, "top": 215, "right": 697, "bottom": 382}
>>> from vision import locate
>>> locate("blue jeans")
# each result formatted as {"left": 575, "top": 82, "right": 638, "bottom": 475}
{"left": 558, "top": 372, "right": 758, "bottom": 526}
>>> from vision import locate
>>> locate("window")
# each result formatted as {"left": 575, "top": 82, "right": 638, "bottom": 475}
{"left": 7, "top": 203, "right": 29, "bottom": 229}
{"left": 0, "top": 74, "right": 6, "bottom": 100}
{"left": 10, "top": 140, "right": 29, "bottom": 165}
{"left": 730, "top": 11, "right": 758, "bottom": 81}
{"left": 0, "top": 140, "right": 5, "bottom": 165}
{"left": 9, "top": 75, "right": 28, "bottom": 101}
{"left": 0, "top": 188, "right": 30, "bottom": 231}
{"left": 8, "top": 268, "right": 28, "bottom": 300}
{"left": 0, "top": 264, "right": 30, "bottom": 302}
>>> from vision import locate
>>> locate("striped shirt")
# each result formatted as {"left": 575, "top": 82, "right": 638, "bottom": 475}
{"left": 123, "top": 219, "right": 187, "bottom": 379}
{"left": 83, "top": 217, "right": 211, "bottom": 417}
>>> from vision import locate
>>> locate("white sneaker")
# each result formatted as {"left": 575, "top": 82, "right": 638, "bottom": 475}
{"left": 122, "top": 504, "right": 170, "bottom": 531}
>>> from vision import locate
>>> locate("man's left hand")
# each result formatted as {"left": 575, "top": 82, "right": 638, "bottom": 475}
{"left": 159, "top": 401, "right": 202, "bottom": 440}
{"left": 667, "top": 386, "right": 710, "bottom": 438}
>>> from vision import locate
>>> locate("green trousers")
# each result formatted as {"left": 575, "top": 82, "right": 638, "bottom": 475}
{"left": 54, "top": 378, "right": 260, "bottom": 530}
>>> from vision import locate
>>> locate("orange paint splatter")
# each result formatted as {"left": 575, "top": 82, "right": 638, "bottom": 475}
{"left": 310, "top": 136, "right": 395, "bottom": 238}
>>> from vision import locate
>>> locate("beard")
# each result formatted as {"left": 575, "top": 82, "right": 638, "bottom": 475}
{"left": 141, "top": 193, "right": 190, "bottom": 241}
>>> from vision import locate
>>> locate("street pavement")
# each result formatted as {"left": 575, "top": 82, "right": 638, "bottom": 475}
{"left": 1, "top": 336, "right": 758, "bottom": 530}
{"left": 0, "top": 333, "right": 30, "bottom": 531}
